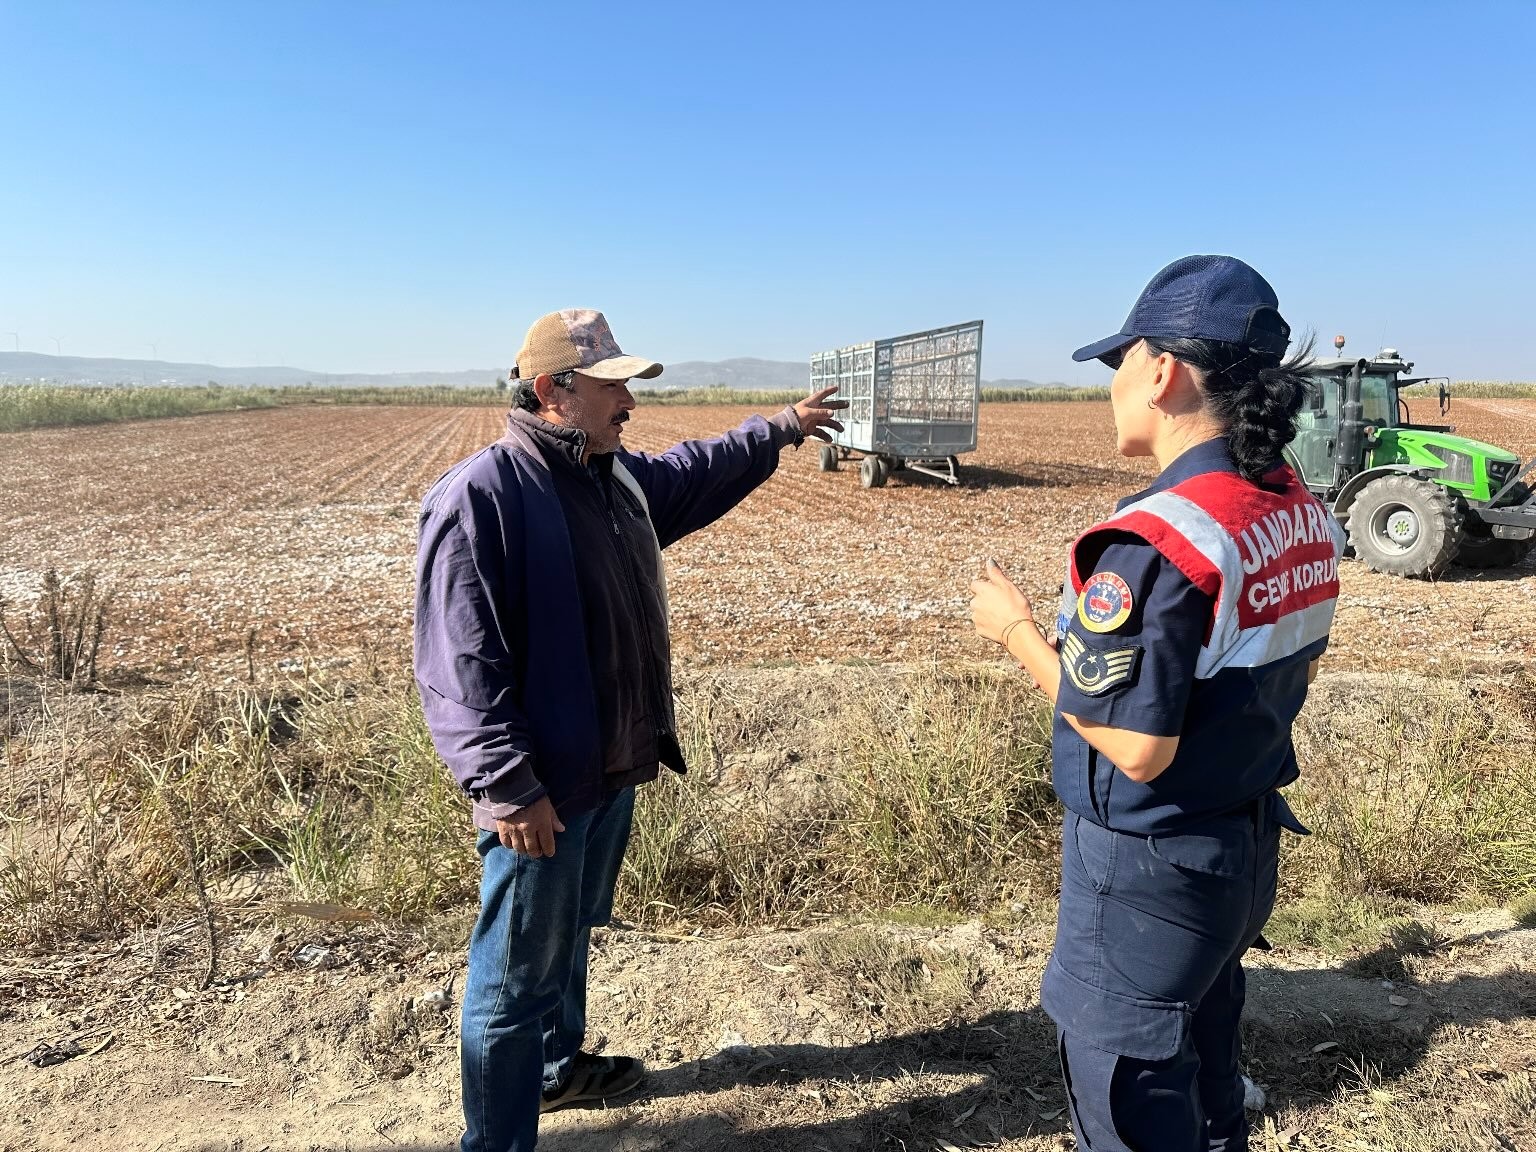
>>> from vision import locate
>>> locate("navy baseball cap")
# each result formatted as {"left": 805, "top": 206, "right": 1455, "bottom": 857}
{"left": 1072, "top": 255, "right": 1292, "bottom": 365}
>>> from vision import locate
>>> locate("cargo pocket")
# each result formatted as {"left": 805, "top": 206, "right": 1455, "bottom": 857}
{"left": 1040, "top": 958, "right": 1191, "bottom": 1063}
{"left": 1070, "top": 813, "right": 1118, "bottom": 894}
{"left": 1146, "top": 822, "right": 1251, "bottom": 878}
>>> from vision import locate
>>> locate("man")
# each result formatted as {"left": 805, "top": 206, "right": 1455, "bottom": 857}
{"left": 413, "top": 308, "right": 845, "bottom": 1152}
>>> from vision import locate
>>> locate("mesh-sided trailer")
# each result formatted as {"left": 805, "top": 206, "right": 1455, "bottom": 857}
{"left": 809, "top": 320, "right": 983, "bottom": 487}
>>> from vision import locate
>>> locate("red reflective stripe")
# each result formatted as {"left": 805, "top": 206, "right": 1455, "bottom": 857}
{"left": 1167, "top": 470, "right": 1294, "bottom": 537}
{"left": 1071, "top": 512, "right": 1223, "bottom": 599}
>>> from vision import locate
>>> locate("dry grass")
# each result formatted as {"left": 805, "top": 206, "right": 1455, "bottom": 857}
{"left": 6, "top": 658, "right": 1535, "bottom": 961}
{"left": 4, "top": 661, "right": 1536, "bottom": 1150}
{"left": 799, "top": 927, "right": 988, "bottom": 1032}
{"left": 1245, "top": 1012, "right": 1536, "bottom": 1152}
{"left": 618, "top": 666, "right": 1057, "bottom": 928}
{"left": 1286, "top": 669, "right": 1536, "bottom": 906}
{"left": 0, "top": 675, "right": 478, "bottom": 953}
{"left": 835, "top": 666, "right": 1058, "bottom": 909}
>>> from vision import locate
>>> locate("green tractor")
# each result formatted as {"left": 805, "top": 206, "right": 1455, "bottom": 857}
{"left": 1287, "top": 348, "right": 1536, "bottom": 577}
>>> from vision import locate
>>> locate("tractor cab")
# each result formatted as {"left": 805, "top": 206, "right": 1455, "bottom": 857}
{"left": 1287, "top": 348, "right": 1535, "bottom": 576}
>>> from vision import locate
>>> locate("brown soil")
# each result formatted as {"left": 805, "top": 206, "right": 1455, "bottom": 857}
{"left": 1, "top": 400, "right": 1533, "bottom": 682}
{"left": 2, "top": 911, "right": 1532, "bottom": 1151}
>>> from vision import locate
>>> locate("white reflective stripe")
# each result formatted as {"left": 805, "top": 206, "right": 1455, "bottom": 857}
{"left": 1102, "top": 490, "right": 1248, "bottom": 652}
{"left": 1195, "top": 597, "right": 1336, "bottom": 677}
{"left": 1102, "top": 490, "right": 1241, "bottom": 585}
{"left": 1057, "top": 553, "right": 1076, "bottom": 635}
{"left": 1328, "top": 515, "right": 1347, "bottom": 555}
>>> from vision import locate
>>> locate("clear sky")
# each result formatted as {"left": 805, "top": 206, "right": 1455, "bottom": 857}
{"left": 2, "top": 0, "right": 1533, "bottom": 381}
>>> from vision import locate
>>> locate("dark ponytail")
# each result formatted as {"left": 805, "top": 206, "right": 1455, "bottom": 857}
{"left": 1142, "top": 334, "right": 1317, "bottom": 482}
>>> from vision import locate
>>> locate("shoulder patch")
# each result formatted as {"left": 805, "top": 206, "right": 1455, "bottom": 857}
{"left": 1061, "top": 632, "right": 1142, "bottom": 696}
{"left": 1076, "top": 571, "right": 1134, "bottom": 633}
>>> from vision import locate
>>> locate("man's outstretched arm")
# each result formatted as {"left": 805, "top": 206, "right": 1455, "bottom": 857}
{"left": 624, "top": 389, "right": 846, "bottom": 547}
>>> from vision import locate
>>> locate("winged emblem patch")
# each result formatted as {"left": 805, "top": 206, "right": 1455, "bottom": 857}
{"left": 1060, "top": 631, "right": 1142, "bottom": 696}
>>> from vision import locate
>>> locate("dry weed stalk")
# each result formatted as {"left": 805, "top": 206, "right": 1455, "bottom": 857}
{"left": 0, "top": 568, "right": 112, "bottom": 690}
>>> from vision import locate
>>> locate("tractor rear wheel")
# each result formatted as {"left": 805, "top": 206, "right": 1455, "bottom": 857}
{"left": 817, "top": 443, "right": 839, "bottom": 472}
{"left": 1454, "top": 483, "right": 1533, "bottom": 570}
{"left": 1347, "top": 475, "right": 1463, "bottom": 578}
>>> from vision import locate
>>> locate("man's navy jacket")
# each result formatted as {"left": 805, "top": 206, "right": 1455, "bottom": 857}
{"left": 413, "top": 408, "right": 801, "bottom": 828}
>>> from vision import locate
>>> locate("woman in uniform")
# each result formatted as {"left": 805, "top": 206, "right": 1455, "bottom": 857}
{"left": 970, "top": 255, "right": 1343, "bottom": 1152}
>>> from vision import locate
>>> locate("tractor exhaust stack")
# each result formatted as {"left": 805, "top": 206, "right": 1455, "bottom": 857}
{"left": 1335, "top": 358, "right": 1368, "bottom": 491}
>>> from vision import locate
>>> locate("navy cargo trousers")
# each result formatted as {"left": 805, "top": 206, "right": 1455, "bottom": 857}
{"left": 1040, "top": 802, "right": 1282, "bottom": 1152}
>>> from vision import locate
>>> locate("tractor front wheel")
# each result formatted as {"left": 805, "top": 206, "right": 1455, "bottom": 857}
{"left": 1454, "top": 534, "right": 1532, "bottom": 569}
{"left": 1346, "top": 475, "right": 1463, "bottom": 578}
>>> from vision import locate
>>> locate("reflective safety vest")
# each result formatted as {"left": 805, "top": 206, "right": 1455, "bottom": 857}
{"left": 1059, "top": 465, "right": 1344, "bottom": 677}
{"left": 1052, "top": 462, "right": 1345, "bottom": 835}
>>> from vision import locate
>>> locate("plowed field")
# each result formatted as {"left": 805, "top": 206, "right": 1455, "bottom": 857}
{"left": 2, "top": 400, "right": 1533, "bottom": 679}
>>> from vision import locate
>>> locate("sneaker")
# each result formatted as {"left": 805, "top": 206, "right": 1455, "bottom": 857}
{"left": 540, "top": 1052, "right": 645, "bottom": 1113}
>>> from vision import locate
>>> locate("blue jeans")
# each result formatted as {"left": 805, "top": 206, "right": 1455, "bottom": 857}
{"left": 1041, "top": 804, "right": 1281, "bottom": 1152}
{"left": 459, "top": 786, "right": 636, "bottom": 1152}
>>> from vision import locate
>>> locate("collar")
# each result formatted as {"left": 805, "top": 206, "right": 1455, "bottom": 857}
{"left": 587, "top": 452, "right": 614, "bottom": 484}
{"left": 1116, "top": 437, "right": 1237, "bottom": 511}
{"left": 509, "top": 409, "right": 588, "bottom": 470}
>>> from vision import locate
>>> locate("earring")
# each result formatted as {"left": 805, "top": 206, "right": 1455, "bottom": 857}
{"left": 1146, "top": 398, "right": 1157, "bottom": 410}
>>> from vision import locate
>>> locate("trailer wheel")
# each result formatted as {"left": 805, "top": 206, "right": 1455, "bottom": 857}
{"left": 859, "top": 455, "right": 889, "bottom": 489}
{"left": 817, "top": 443, "right": 839, "bottom": 472}
{"left": 890, "top": 456, "right": 906, "bottom": 472}
{"left": 1346, "top": 475, "right": 1462, "bottom": 578}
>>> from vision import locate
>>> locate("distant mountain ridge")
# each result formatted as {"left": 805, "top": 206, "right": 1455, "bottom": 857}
{"left": 0, "top": 351, "right": 509, "bottom": 389}
{"left": 0, "top": 351, "right": 1050, "bottom": 391}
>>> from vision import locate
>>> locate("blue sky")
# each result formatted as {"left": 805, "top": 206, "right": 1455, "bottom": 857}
{"left": 2, "top": 0, "right": 1533, "bottom": 381}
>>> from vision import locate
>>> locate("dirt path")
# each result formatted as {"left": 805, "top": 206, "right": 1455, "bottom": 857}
{"left": 3, "top": 911, "right": 1532, "bottom": 1152}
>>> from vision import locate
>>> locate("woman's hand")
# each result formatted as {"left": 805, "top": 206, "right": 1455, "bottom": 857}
{"left": 969, "top": 558, "right": 1035, "bottom": 647}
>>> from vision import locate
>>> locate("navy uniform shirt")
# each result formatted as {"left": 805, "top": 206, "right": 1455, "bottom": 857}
{"left": 1052, "top": 439, "right": 1325, "bottom": 836}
